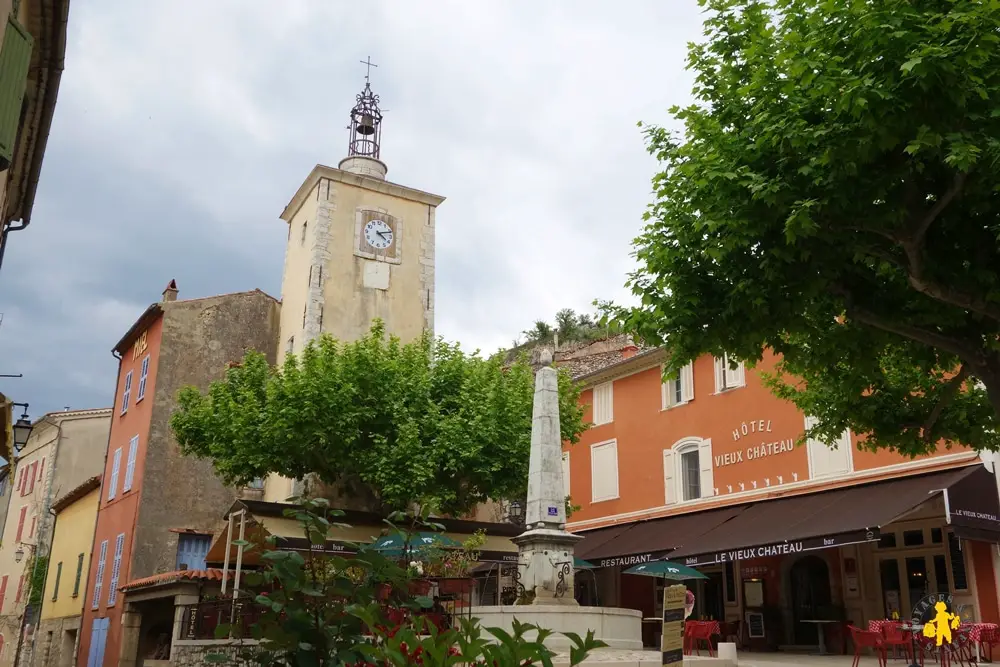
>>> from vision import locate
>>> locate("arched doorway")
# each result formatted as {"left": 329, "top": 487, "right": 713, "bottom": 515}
{"left": 789, "top": 555, "right": 832, "bottom": 645}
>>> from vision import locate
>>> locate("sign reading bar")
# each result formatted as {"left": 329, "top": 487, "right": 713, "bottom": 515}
{"left": 661, "top": 584, "right": 685, "bottom": 665}
{"left": 680, "top": 529, "right": 879, "bottom": 567}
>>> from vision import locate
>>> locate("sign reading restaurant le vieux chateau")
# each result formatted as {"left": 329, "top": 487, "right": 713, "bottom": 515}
{"left": 714, "top": 418, "right": 796, "bottom": 468}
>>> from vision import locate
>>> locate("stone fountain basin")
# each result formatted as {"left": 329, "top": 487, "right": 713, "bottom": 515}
{"left": 468, "top": 605, "right": 643, "bottom": 650}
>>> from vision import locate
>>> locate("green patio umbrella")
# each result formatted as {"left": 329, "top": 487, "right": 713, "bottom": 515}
{"left": 370, "top": 532, "right": 461, "bottom": 556}
{"left": 624, "top": 560, "right": 707, "bottom": 581}
{"left": 574, "top": 557, "right": 596, "bottom": 570}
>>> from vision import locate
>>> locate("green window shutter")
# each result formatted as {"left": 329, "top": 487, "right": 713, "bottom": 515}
{"left": 0, "top": 17, "right": 32, "bottom": 170}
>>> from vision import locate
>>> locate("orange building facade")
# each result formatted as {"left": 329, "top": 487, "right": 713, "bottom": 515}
{"left": 567, "top": 348, "right": 1000, "bottom": 650}
{"left": 77, "top": 312, "right": 163, "bottom": 667}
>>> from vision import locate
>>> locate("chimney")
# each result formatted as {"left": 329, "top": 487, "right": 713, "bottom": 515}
{"left": 621, "top": 344, "right": 639, "bottom": 359}
{"left": 162, "top": 279, "right": 178, "bottom": 303}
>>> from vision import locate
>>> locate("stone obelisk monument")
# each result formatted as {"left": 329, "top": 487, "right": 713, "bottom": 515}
{"left": 512, "top": 348, "right": 582, "bottom": 605}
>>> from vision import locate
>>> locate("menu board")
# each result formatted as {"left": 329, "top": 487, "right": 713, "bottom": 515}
{"left": 661, "top": 585, "right": 686, "bottom": 665}
{"left": 746, "top": 611, "right": 765, "bottom": 639}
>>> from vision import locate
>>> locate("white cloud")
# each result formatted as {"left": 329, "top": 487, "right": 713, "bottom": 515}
{"left": 0, "top": 0, "right": 704, "bottom": 412}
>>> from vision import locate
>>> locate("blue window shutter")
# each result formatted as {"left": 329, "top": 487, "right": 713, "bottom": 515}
{"left": 176, "top": 534, "right": 211, "bottom": 571}
{"left": 0, "top": 17, "right": 32, "bottom": 170}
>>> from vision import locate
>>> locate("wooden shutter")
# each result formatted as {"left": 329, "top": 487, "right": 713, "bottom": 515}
{"left": 73, "top": 553, "right": 84, "bottom": 596}
{"left": 0, "top": 574, "right": 8, "bottom": 612}
{"left": 681, "top": 363, "right": 695, "bottom": 402}
{"left": 92, "top": 539, "right": 108, "bottom": 609}
{"left": 106, "top": 533, "right": 125, "bottom": 606}
{"left": 52, "top": 561, "right": 62, "bottom": 601}
{"left": 561, "top": 452, "right": 570, "bottom": 499}
{"left": 15, "top": 574, "right": 23, "bottom": 602}
{"left": 123, "top": 436, "right": 138, "bottom": 491}
{"left": 14, "top": 505, "right": 25, "bottom": 541}
{"left": 590, "top": 441, "right": 619, "bottom": 502}
{"left": 0, "top": 17, "right": 32, "bottom": 170}
{"left": 107, "top": 448, "right": 121, "bottom": 500}
{"left": 663, "top": 450, "right": 676, "bottom": 505}
{"left": 592, "top": 383, "right": 613, "bottom": 425}
{"left": 699, "top": 439, "right": 715, "bottom": 498}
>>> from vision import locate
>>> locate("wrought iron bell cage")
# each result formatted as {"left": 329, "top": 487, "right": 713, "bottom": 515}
{"left": 348, "top": 82, "right": 383, "bottom": 159}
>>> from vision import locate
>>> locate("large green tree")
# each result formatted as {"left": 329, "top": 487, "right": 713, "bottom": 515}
{"left": 604, "top": 0, "right": 1000, "bottom": 455}
{"left": 170, "top": 322, "right": 586, "bottom": 515}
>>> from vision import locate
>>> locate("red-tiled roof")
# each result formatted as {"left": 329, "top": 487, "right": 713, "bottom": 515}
{"left": 121, "top": 568, "right": 229, "bottom": 593}
{"left": 51, "top": 476, "right": 102, "bottom": 513}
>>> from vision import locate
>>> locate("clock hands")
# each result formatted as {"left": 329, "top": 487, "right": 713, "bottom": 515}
{"left": 376, "top": 230, "right": 391, "bottom": 242}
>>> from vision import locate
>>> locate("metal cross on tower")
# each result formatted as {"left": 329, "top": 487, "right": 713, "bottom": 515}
{"left": 360, "top": 56, "right": 378, "bottom": 84}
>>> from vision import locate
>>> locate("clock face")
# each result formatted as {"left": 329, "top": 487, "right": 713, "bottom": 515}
{"left": 364, "top": 219, "right": 394, "bottom": 250}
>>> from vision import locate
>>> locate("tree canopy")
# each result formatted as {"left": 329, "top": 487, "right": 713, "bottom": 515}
{"left": 170, "top": 322, "right": 587, "bottom": 515}
{"left": 603, "top": 0, "right": 1000, "bottom": 455}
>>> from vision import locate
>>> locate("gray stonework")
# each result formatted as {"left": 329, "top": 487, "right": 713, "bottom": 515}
{"left": 303, "top": 179, "right": 336, "bottom": 344}
{"left": 171, "top": 640, "right": 258, "bottom": 666}
{"left": 419, "top": 204, "right": 435, "bottom": 339}
{"left": 513, "top": 351, "right": 581, "bottom": 605}
{"left": 33, "top": 615, "right": 80, "bottom": 667}
{"left": 131, "top": 290, "right": 280, "bottom": 580}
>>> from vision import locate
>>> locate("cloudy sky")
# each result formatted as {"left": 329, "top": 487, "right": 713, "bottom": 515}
{"left": 0, "top": 1, "right": 704, "bottom": 417}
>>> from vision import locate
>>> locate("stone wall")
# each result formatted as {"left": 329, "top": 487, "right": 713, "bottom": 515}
{"left": 130, "top": 290, "right": 281, "bottom": 580}
{"left": 31, "top": 615, "right": 80, "bottom": 667}
{"left": 171, "top": 639, "right": 260, "bottom": 666}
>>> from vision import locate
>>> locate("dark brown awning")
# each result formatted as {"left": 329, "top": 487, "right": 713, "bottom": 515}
{"left": 671, "top": 465, "right": 984, "bottom": 566}
{"left": 575, "top": 506, "right": 745, "bottom": 568}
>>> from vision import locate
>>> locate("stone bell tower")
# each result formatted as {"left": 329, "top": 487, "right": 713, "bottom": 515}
{"left": 267, "top": 61, "right": 446, "bottom": 503}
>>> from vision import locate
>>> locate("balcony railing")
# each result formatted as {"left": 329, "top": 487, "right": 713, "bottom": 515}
{"left": 180, "top": 598, "right": 266, "bottom": 640}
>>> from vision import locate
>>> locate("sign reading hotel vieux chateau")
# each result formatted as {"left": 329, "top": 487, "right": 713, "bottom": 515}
{"left": 711, "top": 418, "right": 806, "bottom": 496}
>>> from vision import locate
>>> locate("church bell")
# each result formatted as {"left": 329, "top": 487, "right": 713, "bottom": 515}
{"left": 356, "top": 113, "right": 376, "bottom": 136}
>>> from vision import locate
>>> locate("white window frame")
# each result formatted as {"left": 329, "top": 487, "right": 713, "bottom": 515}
{"left": 664, "top": 437, "right": 715, "bottom": 504}
{"left": 592, "top": 382, "right": 614, "bottom": 425}
{"left": 120, "top": 370, "right": 133, "bottom": 415}
{"left": 123, "top": 436, "right": 139, "bottom": 492}
{"left": 714, "top": 353, "right": 746, "bottom": 393}
{"left": 136, "top": 355, "right": 150, "bottom": 402}
{"left": 562, "top": 452, "right": 571, "bottom": 500}
{"left": 107, "top": 448, "right": 122, "bottom": 501}
{"left": 662, "top": 363, "right": 695, "bottom": 410}
{"left": 804, "top": 415, "right": 855, "bottom": 480}
{"left": 590, "top": 440, "right": 620, "bottom": 503}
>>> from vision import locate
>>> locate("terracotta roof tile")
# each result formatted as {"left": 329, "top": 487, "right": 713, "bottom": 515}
{"left": 51, "top": 476, "right": 102, "bottom": 513}
{"left": 121, "top": 568, "right": 229, "bottom": 593}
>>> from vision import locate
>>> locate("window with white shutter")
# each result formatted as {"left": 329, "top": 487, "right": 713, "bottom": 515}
{"left": 714, "top": 353, "right": 746, "bottom": 392}
{"left": 562, "top": 452, "right": 571, "bottom": 499}
{"left": 590, "top": 440, "right": 619, "bottom": 503}
{"left": 592, "top": 383, "right": 614, "bottom": 425}
{"left": 123, "top": 436, "right": 139, "bottom": 492}
{"left": 663, "top": 450, "right": 676, "bottom": 505}
{"left": 106, "top": 534, "right": 125, "bottom": 607}
{"left": 668, "top": 438, "right": 715, "bottom": 502}
{"left": 804, "top": 415, "right": 853, "bottom": 479}
{"left": 107, "top": 448, "right": 122, "bottom": 501}
{"left": 92, "top": 539, "right": 109, "bottom": 609}
{"left": 120, "top": 371, "right": 133, "bottom": 415}
{"left": 137, "top": 355, "right": 150, "bottom": 402}
{"left": 662, "top": 363, "right": 695, "bottom": 409}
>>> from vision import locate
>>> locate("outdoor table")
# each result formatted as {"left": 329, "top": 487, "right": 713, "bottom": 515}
{"left": 801, "top": 619, "right": 840, "bottom": 655}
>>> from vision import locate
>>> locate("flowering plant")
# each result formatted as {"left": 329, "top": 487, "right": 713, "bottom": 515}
{"left": 686, "top": 590, "right": 695, "bottom": 606}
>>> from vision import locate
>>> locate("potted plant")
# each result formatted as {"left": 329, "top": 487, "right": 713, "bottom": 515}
{"left": 426, "top": 530, "right": 486, "bottom": 594}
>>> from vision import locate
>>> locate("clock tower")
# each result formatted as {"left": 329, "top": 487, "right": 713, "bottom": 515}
{"left": 277, "top": 71, "right": 445, "bottom": 359}
{"left": 267, "top": 69, "right": 445, "bottom": 502}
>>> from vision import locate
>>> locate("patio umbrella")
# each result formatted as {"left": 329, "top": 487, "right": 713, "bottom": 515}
{"left": 574, "top": 557, "right": 596, "bottom": 570}
{"left": 624, "top": 560, "right": 707, "bottom": 581}
{"left": 370, "top": 532, "right": 461, "bottom": 556}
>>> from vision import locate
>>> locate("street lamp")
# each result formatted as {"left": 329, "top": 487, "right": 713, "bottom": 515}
{"left": 13, "top": 545, "right": 24, "bottom": 563}
{"left": 508, "top": 500, "right": 523, "bottom": 525}
{"left": 10, "top": 403, "right": 31, "bottom": 453}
